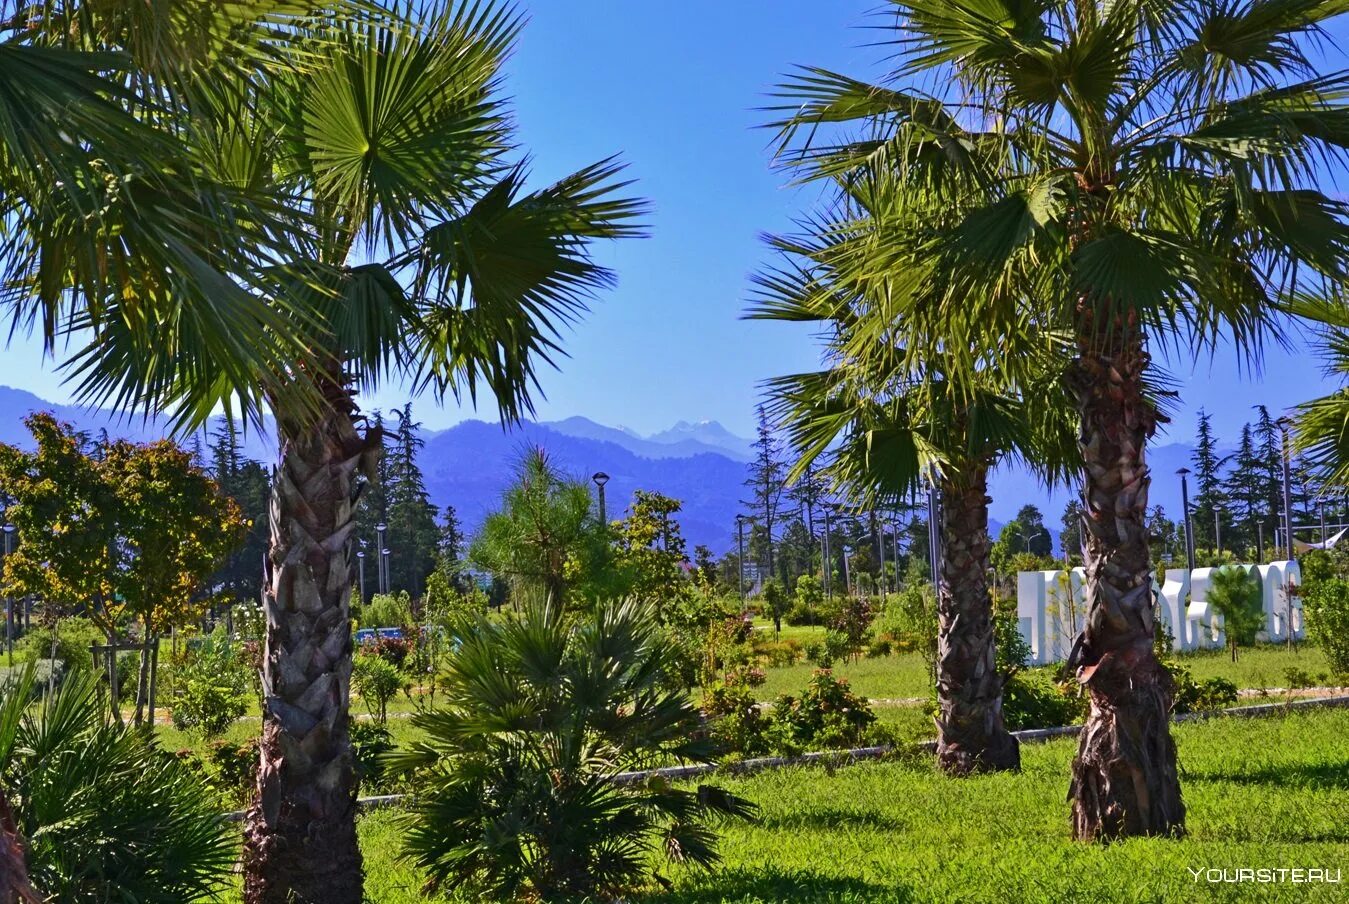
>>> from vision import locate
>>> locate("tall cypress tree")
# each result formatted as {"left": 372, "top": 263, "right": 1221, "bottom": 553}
{"left": 1228, "top": 423, "right": 1266, "bottom": 554}
{"left": 386, "top": 405, "right": 439, "bottom": 598}
{"left": 742, "top": 405, "right": 786, "bottom": 583}
{"left": 1254, "top": 405, "right": 1284, "bottom": 545}
{"left": 1190, "top": 410, "right": 1226, "bottom": 551}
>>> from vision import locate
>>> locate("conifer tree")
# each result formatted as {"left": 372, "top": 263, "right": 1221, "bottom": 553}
{"left": 1191, "top": 410, "right": 1226, "bottom": 551}
{"left": 1228, "top": 424, "right": 1266, "bottom": 555}
{"left": 742, "top": 405, "right": 786, "bottom": 582}
{"left": 386, "top": 405, "right": 439, "bottom": 597}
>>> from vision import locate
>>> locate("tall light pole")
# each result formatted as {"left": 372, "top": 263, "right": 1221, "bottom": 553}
{"left": 381, "top": 548, "right": 391, "bottom": 595}
{"left": 1022, "top": 529, "right": 1047, "bottom": 554}
{"left": 735, "top": 515, "right": 750, "bottom": 609}
{"left": 1320, "top": 501, "right": 1328, "bottom": 547}
{"left": 892, "top": 513, "right": 903, "bottom": 593}
{"left": 927, "top": 483, "right": 941, "bottom": 596}
{"left": 592, "top": 472, "right": 610, "bottom": 525}
{"left": 1278, "top": 417, "right": 1294, "bottom": 559}
{"left": 1177, "top": 468, "right": 1196, "bottom": 571}
{"left": 2, "top": 522, "right": 13, "bottom": 666}
{"left": 1257, "top": 521, "right": 1265, "bottom": 564}
{"left": 375, "top": 521, "right": 388, "bottom": 594}
{"left": 1214, "top": 508, "right": 1222, "bottom": 556}
{"left": 356, "top": 549, "right": 366, "bottom": 605}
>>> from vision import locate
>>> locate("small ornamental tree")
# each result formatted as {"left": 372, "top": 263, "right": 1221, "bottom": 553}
{"left": 1206, "top": 566, "right": 1264, "bottom": 662}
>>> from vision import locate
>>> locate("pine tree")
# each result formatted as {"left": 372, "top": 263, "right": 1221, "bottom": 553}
{"left": 355, "top": 410, "right": 393, "bottom": 581}
{"left": 1060, "top": 499, "right": 1084, "bottom": 563}
{"left": 1191, "top": 410, "right": 1227, "bottom": 551}
{"left": 1228, "top": 423, "right": 1266, "bottom": 555}
{"left": 1254, "top": 405, "right": 1284, "bottom": 546}
{"left": 207, "top": 420, "right": 269, "bottom": 606}
{"left": 742, "top": 405, "right": 786, "bottom": 582}
{"left": 386, "top": 404, "right": 439, "bottom": 598}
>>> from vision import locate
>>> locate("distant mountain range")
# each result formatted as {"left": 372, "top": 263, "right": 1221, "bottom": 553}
{"left": 0, "top": 385, "right": 1211, "bottom": 553}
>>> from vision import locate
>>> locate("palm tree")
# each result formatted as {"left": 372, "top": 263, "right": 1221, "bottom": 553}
{"left": 9, "top": 3, "right": 644, "bottom": 899}
{"left": 1293, "top": 326, "right": 1349, "bottom": 485}
{"left": 768, "top": 0, "right": 1349, "bottom": 838}
{"left": 752, "top": 168, "right": 1076, "bottom": 774}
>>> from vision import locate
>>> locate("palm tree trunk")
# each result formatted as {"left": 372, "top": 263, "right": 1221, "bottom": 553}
{"left": 241, "top": 377, "right": 379, "bottom": 903}
{"left": 935, "top": 464, "right": 1019, "bottom": 774}
{"left": 1066, "top": 322, "right": 1184, "bottom": 840}
{"left": 0, "top": 786, "right": 38, "bottom": 904}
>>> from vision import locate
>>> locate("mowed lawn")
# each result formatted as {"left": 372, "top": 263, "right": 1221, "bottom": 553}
{"left": 223, "top": 707, "right": 1349, "bottom": 903}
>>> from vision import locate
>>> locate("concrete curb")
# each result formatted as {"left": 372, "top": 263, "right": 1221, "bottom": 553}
{"left": 222, "top": 693, "right": 1349, "bottom": 822}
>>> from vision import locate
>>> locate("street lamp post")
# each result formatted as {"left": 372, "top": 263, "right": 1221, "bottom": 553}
{"left": 735, "top": 515, "right": 750, "bottom": 609}
{"left": 1320, "top": 501, "right": 1328, "bottom": 547}
{"left": 381, "top": 548, "right": 391, "bottom": 596}
{"left": 375, "top": 522, "right": 388, "bottom": 594}
{"left": 927, "top": 483, "right": 941, "bottom": 596}
{"left": 1278, "top": 418, "right": 1294, "bottom": 559}
{"left": 1214, "top": 508, "right": 1222, "bottom": 556}
{"left": 1177, "top": 468, "right": 1196, "bottom": 571}
{"left": 592, "top": 472, "right": 610, "bottom": 525}
{"left": 1257, "top": 521, "right": 1265, "bottom": 564}
{"left": 1022, "top": 529, "right": 1047, "bottom": 555}
{"left": 356, "top": 549, "right": 366, "bottom": 604}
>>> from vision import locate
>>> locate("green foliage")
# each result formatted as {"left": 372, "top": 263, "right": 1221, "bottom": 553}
{"left": 389, "top": 599, "right": 754, "bottom": 901}
{"left": 610, "top": 490, "right": 695, "bottom": 612}
{"left": 468, "top": 448, "right": 610, "bottom": 608}
{"left": 993, "top": 612, "right": 1032, "bottom": 675}
{"left": 787, "top": 574, "right": 826, "bottom": 626}
{"left": 203, "top": 738, "right": 260, "bottom": 805}
{"left": 1207, "top": 565, "right": 1265, "bottom": 655}
{"left": 761, "top": 578, "right": 790, "bottom": 631}
{"left": 0, "top": 667, "right": 234, "bottom": 902}
{"left": 1165, "top": 661, "right": 1241, "bottom": 715}
{"left": 353, "top": 652, "right": 405, "bottom": 725}
{"left": 1301, "top": 578, "right": 1349, "bottom": 680}
{"left": 15, "top": 616, "right": 103, "bottom": 670}
{"left": 1000, "top": 670, "right": 1088, "bottom": 731}
{"left": 362, "top": 591, "right": 414, "bottom": 629}
{"left": 350, "top": 722, "right": 396, "bottom": 793}
{"left": 828, "top": 596, "right": 875, "bottom": 663}
{"left": 769, "top": 670, "right": 879, "bottom": 755}
{"left": 166, "top": 628, "right": 249, "bottom": 737}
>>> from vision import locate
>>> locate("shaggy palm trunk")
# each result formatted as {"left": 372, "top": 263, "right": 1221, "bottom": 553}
{"left": 935, "top": 465, "right": 1019, "bottom": 774}
{"left": 0, "top": 787, "right": 38, "bottom": 903}
{"left": 241, "top": 377, "right": 378, "bottom": 903}
{"left": 1066, "top": 318, "right": 1184, "bottom": 840}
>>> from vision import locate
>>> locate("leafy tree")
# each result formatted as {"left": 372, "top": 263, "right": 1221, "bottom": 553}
{"left": 610, "top": 490, "right": 691, "bottom": 613}
{"left": 388, "top": 599, "right": 754, "bottom": 901}
{"left": 1014, "top": 505, "right": 1053, "bottom": 558}
{"left": 1146, "top": 506, "right": 1176, "bottom": 566}
{"left": 770, "top": 0, "right": 1349, "bottom": 839}
{"left": 100, "top": 438, "right": 246, "bottom": 724}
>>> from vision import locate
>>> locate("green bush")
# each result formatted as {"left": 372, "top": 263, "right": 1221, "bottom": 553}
{"left": 202, "top": 738, "right": 259, "bottom": 804}
{"left": 1165, "top": 661, "right": 1240, "bottom": 714}
{"left": 1001, "top": 670, "right": 1088, "bottom": 731}
{"left": 768, "top": 669, "right": 880, "bottom": 754}
{"left": 350, "top": 722, "right": 395, "bottom": 792}
{"left": 704, "top": 681, "right": 771, "bottom": 757}
{"left": 388, "top": 599, "right": 754, "bottom": 901}
{"left": 787, "top": 574, "right": 827, "bottom": 626}
{"left": 1207, "top": 565, "right": 1265, "bottom": 658}
{"left": 361, "top": 591, "right": 413, "bottom": 629}
{"left": 0, "top": 667, "right": 234, "bottom": 902}
{"left": 15, "top": 616, "right": 104, "bottom": 670}
{"left": 166, "top": 628, "right": 249, "bottom": 737}
{"left": 0, "top": 659, "right": 63, "bottom": 701}
{"left": 352, "top": 652, "right": 405, "bottom": 725}
{"left": 1301, "top": 578, "right": 1349, "bottom": 681}
{"left": 993, "top": 612, "right": 1031, "bottom": 673}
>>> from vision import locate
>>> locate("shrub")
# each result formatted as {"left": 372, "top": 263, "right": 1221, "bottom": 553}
{"left": 788, "top": 574, "right": 827, "bottom": 626}
{"left": 761, "top": 578, "right": 789, "bottom": 633}
{"left": 167, "top": 629, "right": 249, "bottom": 737}
{"left": 204, "top": 738, "right": 259, "bottom": 803}
{"left": 389, "top": 599, "right": 754, "bottom": 901}
{"left": 705, "top": 680, "right": 771, "bottom": 757}
{"left": 878, "top": 579, "right": 938, "bottom": 678}
{"left": 829, "top": 596, "right": 875, "bottom": 662}
{"left": 754, "top": 637, "right": 804, "bottom": 668}
{"left": 14, "top": 617, "right": 104, "bottom": 670}
{"left": 0, "top": 659, "right": 63, "bottom": 701}
{"left": 993, "top": 612, "right": 1031, "bottom": 674}
{"left": 1301, "top": 578, "right": 1349, "bottom": 681}
{"left": 352, "top": 652, "right": 404, "bottom": 725}
{"left": 1166, "top": 661, "right": 1240, "bottom": 714}
{"left": 361, "top": 631, "right": 415, "bottom": 669}
{"left": 768, "top": 669, "right": 878, "bottom": 754}
{"left": 0, "top": 667, "right": 234, "bottom": 902}
{"left": 1001, "top": 670, "right": 1088, "bottom": 730}
{"left": 361, "top": 591, "right": 413, "bottom": 628}
{"left": 350, "top": 722, "right": 395, "bottom": 792}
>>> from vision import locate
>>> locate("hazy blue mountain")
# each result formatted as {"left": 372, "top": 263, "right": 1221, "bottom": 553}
{"left": 2, "top": 385, "right": 1228, "bottom": 554}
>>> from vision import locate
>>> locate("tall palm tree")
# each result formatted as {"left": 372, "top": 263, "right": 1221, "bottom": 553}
{"left": 768, "top": 0, "right": 1349, "bottom": 839}
{"left": 751, "top": 167, "right": 1077, "bottom": 774}
{"left": 8, "top": 3, "right": 644, "bottom": 900}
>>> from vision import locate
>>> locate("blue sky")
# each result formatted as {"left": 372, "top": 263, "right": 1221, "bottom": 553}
{"left": 2, "top": 0, "right": 1343, "bottom": 448}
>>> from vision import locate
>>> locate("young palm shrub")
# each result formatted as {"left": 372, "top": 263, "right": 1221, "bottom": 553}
{"left": 388, "top": 599, "right": 755, "bottom": 901}
{"left": 0, "top": 667, "right": 233, "bottom": 902}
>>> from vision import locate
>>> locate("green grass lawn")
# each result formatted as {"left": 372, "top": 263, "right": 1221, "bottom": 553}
{"left": 220, "top": 707, "right": 1349, "bottom": 903}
